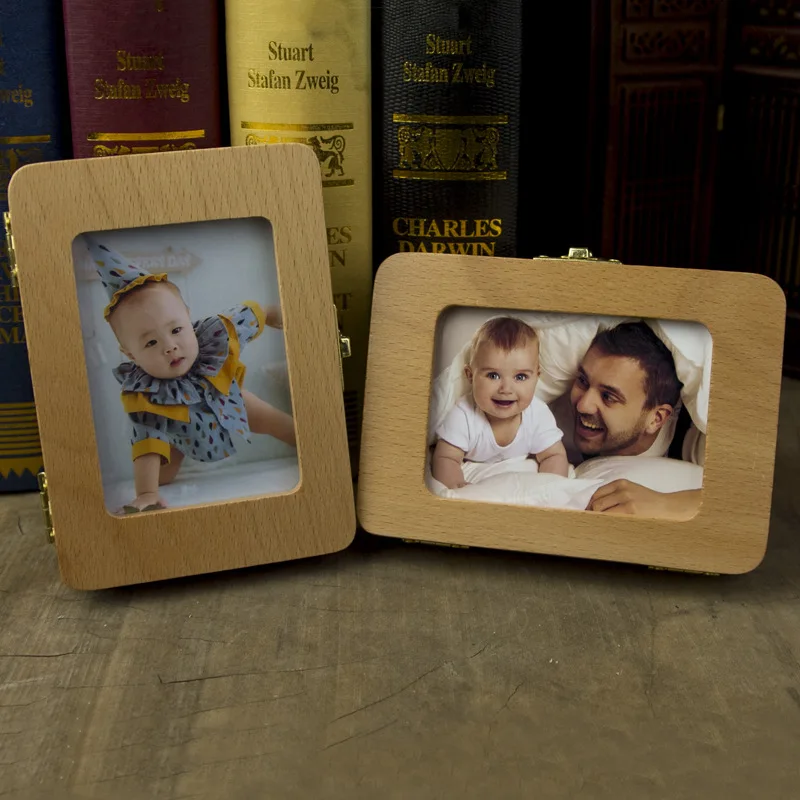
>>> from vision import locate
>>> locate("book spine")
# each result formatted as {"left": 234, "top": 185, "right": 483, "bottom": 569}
{"left": 224, "top": 0, "right": 372, "bottom": 462}
{"left": 62, "top": 0, "right": 222, "bottom": 158}
{"left": 379, "top": 0, "right": 522, "bottom": 261}
{"left": 0, "top": 0, "right": 71, "bottom": 491}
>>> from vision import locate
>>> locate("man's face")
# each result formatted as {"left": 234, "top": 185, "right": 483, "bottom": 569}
{"left": 466, "top": 340, "right": 540, "bottom": 421}
{"left": 112, "top": 285, "right": 199, "bottom": 379}
{"left": 569, "top": 346, "right": 669, "bottom": 457}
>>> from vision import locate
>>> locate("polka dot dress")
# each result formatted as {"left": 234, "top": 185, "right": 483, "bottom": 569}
{"left": 115, "top": 304, "right": 264, "bottom": 464}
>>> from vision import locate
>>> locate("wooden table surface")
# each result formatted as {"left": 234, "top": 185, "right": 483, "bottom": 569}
{"left": 2, "top": 380, "right": 800, "bottom": 800}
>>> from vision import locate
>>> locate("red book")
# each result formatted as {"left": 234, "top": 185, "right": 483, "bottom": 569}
{"left": 63, "top": 0, "right": 223, "bottom": 158}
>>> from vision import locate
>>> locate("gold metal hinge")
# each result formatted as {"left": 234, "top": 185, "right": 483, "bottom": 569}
{"left": 3, "top": 211, "right": 19, "bottom": 288}
{"left": 335, "top": 304, "right": 351, "bottom": 391}
{"left": 402, "top": 538, "right": 469, "bottom": 549}
{"left": 717, "top": 104, "right": 725, "bottom": 132}
{"left": 37, "top": 471, "right": 55, "bottom": 544}
{"left": 338, "top": 331, "right": 351, "bottom": 391}
{"left": 534, "top": 247, "right": 622, "bottom": 264}
{"left": 339, "top": 331, "right": 352, "bottom": 361}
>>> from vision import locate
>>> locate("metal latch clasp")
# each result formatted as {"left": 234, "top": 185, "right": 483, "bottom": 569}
{"left": 3, "top": 211, "right": 19, "bottom": 289}
{"left": 37, "top": 471, "right": 55, "bottom": 544}
{"left": 334, "top": 304, "right": 352, "bottom": 390}
{"left": 339, "top": 332, "right": 352, "bottom": 361}
{"left": 534, "top": 247, "right": 622, "bottom": 264}
{"left": 338, "top": 331, "right": 352, "bottom": 390}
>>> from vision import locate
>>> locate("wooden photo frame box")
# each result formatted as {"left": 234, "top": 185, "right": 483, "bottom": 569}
{"left": 357, "top": 251, "right": 786, "bottom": 575}
{"left": 7, "top": 144, "right": 355, "bottom": 590}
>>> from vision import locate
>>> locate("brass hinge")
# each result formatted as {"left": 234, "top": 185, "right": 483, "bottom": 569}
{"left": 402, "top": 538, "right": 469, "bottom": 549}
{"left": 534, "top": 247, "right": 622, "bottom": 264}
{"left": 3, "top": 211, "right": 19, "bottom": 288}
{"left": 338, "top": 331, "right": 351, "bottom": 391}
{"left": 339, "top": 331, "right": 352, "bottom": 360}
{"left": 335, "top": 304, "right": 351, "bottom": 391}
{"left": 717, "top": 104, "right": 724, "bottom": 132}
{"left": 37, "top": 471, "right": 55, "bottom": 545}
{"left": 648, "top": 565, "right": 719, "bottom": 576}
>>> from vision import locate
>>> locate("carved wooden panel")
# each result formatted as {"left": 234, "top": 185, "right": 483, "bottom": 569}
{"left": 715, "top": 4, "right": 800, "bottom": 373}
{"left": 625, "top": 0, "right": 724, "bottom": 19}
{"left": 591, "top": 0, "right": 726, "bottom": 267}
{"left": 743, "top": 0, "right": 800, "bottom": 26}
{"left": 625, "top": 0, "right": 651, "bottom": 18}
{"left": 623, "top": 23, "right": 712, "bottom": 63}
{"left": 717, "top": 77, "right": 800, "bottom": 311}
{"left": 610, "top": 80, "right": 709, "bottom": 267}
{"left": 613, "top": 2, "right": 725, "bottom": 76}
{"left": 590, "top": 1, "right": 799, "bottom": 371}
{"left": 654, "top": 0, "right": 724, "bottom": 17}
{"left": 739, "top": 24, "right": 800, "bottom": 65}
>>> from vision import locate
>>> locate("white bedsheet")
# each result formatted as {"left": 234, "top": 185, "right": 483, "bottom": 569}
{"left": 426, "top": 456, "right": 604, "bottom": 511}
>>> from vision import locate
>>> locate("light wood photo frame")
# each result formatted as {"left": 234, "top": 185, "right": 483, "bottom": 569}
{"left": 357, "top": 252, "right": 786, "bottom": 575}
{"left": 8, "top": 144, "right": 355, "bottom": 590}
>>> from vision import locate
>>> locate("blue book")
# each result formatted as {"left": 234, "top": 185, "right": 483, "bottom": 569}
{"left": 0, "top": 0, "right": 71, "bottom": 491}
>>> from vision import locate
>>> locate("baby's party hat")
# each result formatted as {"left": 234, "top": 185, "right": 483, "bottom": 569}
{"left": 83, "top": 235, "right": 168, "bottom": 320}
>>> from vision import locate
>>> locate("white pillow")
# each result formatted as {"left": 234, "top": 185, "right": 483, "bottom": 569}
{"left": 535, "top": 315, "right": 637, "bottom": 404}
{"left": 647, "top": 319, "right": 711, "bottom": 435}
{"left": 429, "top": 312, "right": 712, "bottom": 445}
{"left": 574, "top": 455, "right": 704, "bottom": 493}
{"left": 428, "top": 341, "right": 471, "bottom": 445}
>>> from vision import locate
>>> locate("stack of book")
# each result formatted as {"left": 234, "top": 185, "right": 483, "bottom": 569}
{"left": 1, "top": 0, "right": 523, "bottom": 490}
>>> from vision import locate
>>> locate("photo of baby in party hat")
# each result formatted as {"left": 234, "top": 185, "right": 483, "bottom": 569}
{"left": 83, "top": 231, "right": 296, "bottom": 514}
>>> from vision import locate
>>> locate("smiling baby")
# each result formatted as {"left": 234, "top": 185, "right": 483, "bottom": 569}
{"left": 431, "top": 316, "right": 569, "bottom": 489}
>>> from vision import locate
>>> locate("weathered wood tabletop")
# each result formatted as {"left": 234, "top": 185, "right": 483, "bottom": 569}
{"left": 2, "top": 381, "right": 800, "bottom": 800}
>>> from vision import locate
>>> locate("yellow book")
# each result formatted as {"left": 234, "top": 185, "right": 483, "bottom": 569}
{"left": 225, "top": 0, "right": 372, "bottom": 467}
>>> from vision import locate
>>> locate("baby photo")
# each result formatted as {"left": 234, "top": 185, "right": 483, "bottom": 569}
{"left": 73, "top": 217, "right": 298, "bottom": 515}
{"left": 432, "top": 316, "right": 569, "bottom": 487}
{"left": 426, "top": 308, "right": 712, "bottom": 521}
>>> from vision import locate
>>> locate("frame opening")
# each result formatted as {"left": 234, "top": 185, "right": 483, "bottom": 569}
{"left": 72, "top": 217, "right": 299, "bottom": 515}
{"left": 426, "top": 306, "right": 711, "bottom": 521}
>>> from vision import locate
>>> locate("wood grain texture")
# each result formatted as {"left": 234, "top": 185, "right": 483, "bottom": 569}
{"left": 7, "top": 143, "right": 355, "bottom": 590}
{"left": 357, "top": 253, "right": 786, "bottom": 575}
{"left": 2, "top": 401, "right": 800, "bottom": 800}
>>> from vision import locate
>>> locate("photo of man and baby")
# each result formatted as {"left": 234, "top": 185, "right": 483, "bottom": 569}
{"left": 72, "top": 218, "right": 298, "bottom": 516}
{"left": 427, "top": 308, "right": 711, "bottom": 521}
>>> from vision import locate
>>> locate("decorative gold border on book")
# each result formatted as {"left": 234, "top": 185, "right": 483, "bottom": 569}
{"left": 391, "top": 113, "right": 507, "bottom": 181}
{"left": 85, "top": 132, "right": 205, "bottom": 157}
{"left": 241, "top": 121, "right": 354, "bottom": 132}
{"left": 0, "top": 457, "right": 43, "bottom": 480}
{"left": 240, "top": 121, "right": 355, "bottom": 188}
{"left": 87, "top": 130, "right": 206, "bottom": 141}
{"left": 392, "top": 114, "right": 508, "bottom": 125}
{"left": 0, "top": 402, "right": 41, "bottom": 476}
{"left": 0, "top": 135, "right": 51, "bottom": 145}
{"left": 393, "top": 170, "right": 508, "bottom": 181}
{"left": 1, "top": 143, "right": 50, "bottom": 202}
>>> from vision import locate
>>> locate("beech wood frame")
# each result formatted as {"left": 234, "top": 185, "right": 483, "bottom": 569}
{"left": 9, "top": 144, "right": 355, "bottom": 589}
{"left": 357, "top": 253, "right": 785, "bottom": 575}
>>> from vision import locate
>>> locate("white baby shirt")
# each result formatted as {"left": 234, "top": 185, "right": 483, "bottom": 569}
{"left": 436, "top": 395, "right": 564, "bottom": 463}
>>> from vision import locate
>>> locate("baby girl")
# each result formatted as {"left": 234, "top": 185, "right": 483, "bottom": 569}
{"left": 432, "top": 316, "right": 569, "bottom": 489}
{"left": 85, "top": 236, "right": 295, "bottom": 513}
